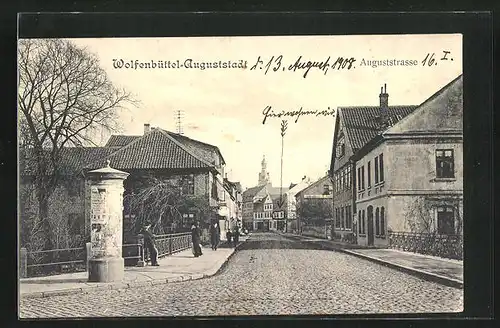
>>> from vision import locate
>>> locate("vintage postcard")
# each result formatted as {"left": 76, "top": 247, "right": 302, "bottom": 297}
{"left": 18, "top": 34, "right": 463, "bottom": 317}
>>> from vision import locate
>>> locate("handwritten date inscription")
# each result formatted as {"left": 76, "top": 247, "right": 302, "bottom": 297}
{"left": 250, "top": 55, "right": 356, "bottom": 78}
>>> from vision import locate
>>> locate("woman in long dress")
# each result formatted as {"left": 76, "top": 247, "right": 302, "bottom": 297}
{"left": 210, "top": 221, "right": 220, "bottom": 250}
{"left": 191, "top": 222, "right": 203, "bottom": 257}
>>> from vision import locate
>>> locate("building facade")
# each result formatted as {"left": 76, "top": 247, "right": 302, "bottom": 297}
{"left": 329, "top": 86, "right": 418, "bottom": 242}
{"left": 353, "top": 75, "right": 463, "bottom": 247}
{"left": 20, "top": 124, "right": 236, "bottom": 247}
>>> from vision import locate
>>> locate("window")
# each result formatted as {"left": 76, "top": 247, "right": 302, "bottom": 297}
{"left": 379, "top": 154, "right": 384, "bottom": 182}
{"left": 367, "top": 161, "right": 372, "bottom": 188}
{"left": 375, "top": 208, "right": 380, "bottom": 235}
{"left": 347, "top": 166, "right": 351, "bottom": 189}
{"left": 362, "top": 210, "right": 366, "bottom": 234}
{"left": 335, "top": 208, "right": 340, "bottom": 228}
{"left": 358, "top": 210, "right": 362, "bottom": 234}
{"left": 211, "top": 176, "right": 218, "bottom": 199}
{"left": 337, "top": 134, "right": 345, "bottom": 158}
{"left": 374, "top": 156, "right": 379, "bottom": 184}
{"left": 437, "top": 206, "right": 455, "bottom": 234}
{"left": 181, "top": 174, "right": 195, "bottom": 195}
{"left": 436, "top": 149, "right": 455, "bottom": 178}
{"left": 361, "top": 166, "right": 365, "bottom": 190}
{"left": 341, "top": 207, "right": 345, "bottom": 229}
{"left": 323, "top": 184, "right": 331, "bottom": 195}
{"left": 380, "top": 207, "right": 385, "bottom": 236}
{"left": 357, "top": 167, "right": 361, "bottom": 191}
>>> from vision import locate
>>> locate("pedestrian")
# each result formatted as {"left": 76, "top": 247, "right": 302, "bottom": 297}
{"left": 210, "top": 221, "right": 220, "bottom": 250}
{"left": 191, "top": 221, "right": 203, "bottom": 257}
{"left": 226, "top": 229, "right": 232, "bottom": 244}
{"left": 232, "top": 225, "right": 240, "bottom": 248}
{"left": 141, "top": 223, "right": 159, "bottom": 266}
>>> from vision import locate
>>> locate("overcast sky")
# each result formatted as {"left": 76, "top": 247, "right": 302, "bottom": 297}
{"left": 71, "top": 34, "right": 462, "bottom": 190}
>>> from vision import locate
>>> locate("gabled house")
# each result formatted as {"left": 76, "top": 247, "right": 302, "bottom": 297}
{"left": 20, "top": 123, "right": 233, "bottom": 246}
{"left": 242, "top": 183, "right": 289, "bottom": 232}
{"left": 295, "top": 175, "right": 334, "bottom": 238}
{"left": 352, "top": 75, "right": 463, "bottom": 247}
{"left": 329, "top": 86, "right": 418, "bottom": 241}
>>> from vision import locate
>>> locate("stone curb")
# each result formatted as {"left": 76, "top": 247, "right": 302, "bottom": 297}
{"left": 20, "top": 239, "right": 248, "bottom": 300}
{"left": 339, "top": 249, "right": 463, "bottom": 289}
{"left": 281, "top": 232, "right": 463, "bottom": 289}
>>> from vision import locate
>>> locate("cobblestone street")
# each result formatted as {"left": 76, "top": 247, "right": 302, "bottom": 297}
{"left": 19, "top": 233, "right": 463, "bottom": 318}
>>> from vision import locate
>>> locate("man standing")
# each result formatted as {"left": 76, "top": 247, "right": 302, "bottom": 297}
{"left": 141, "top": 223, "right": 159, "bottom": 266}
{"left": 210, "top": 220, "right": 221, "bottom": 251}
{"left": 232, "top": 225, "right": 240, "bottom": 248}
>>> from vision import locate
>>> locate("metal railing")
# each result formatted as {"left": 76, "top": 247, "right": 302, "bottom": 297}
{"left": 140, "top": 232, "right": 192, "bottom": 262}
{"left": 20, "top": 246, "right": 87, "bottom": 278}
{"left": 388, "top": 231, "right": 463, "bottom": 260}
{"left": 19, "top": 232, "right": 195, "bottom": 278}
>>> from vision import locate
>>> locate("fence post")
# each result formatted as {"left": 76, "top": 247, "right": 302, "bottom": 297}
{"left": 85, "top": 242, "right": 92, "bottom": 271}
{"left": 136, "top": 234, "right": 145, "bottom": 267}
{"left": 169, "top": 236, "right": 172, "bottom": 255}
{"left": 19, "top": 248, "right": 27, "bottom": 278}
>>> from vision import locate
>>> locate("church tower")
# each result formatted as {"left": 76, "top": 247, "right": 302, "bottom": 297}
{"left": 258, "top": 155, "right": 271, "bottom": 186}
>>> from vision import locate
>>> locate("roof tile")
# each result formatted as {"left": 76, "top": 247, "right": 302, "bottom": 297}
{"left": 340, "top": 105, "right": 418, "bottom": 151}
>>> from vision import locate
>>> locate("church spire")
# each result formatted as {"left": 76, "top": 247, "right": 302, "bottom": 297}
{"left": 258, "top": 154, "right": 271, "bottom": 186}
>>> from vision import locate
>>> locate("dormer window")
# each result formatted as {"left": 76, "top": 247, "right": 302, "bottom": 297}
{"left": 336, "top": 133, "right": 345, "bottom": 158}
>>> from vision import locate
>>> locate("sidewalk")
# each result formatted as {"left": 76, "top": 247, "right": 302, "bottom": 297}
{"left": 20, "top": 236, "right": 248, "bottom": 299}
{"left": 282, "top": 232, "right": 463, "bottom": 289}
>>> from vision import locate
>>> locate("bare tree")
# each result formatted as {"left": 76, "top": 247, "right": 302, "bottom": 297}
{"left": 18, "top": 39, "right": 137, "bottom": 252}
{"left": 124, "top": 177, "right": 214, "bottom": 235}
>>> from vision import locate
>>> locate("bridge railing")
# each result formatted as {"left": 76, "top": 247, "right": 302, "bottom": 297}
{"left": 138, "top": 232, "right": 192, "bottom": 262}
{"left": 19, "top": 232, "right": 195, "bottom": 277}
{"left": 20, "top": 242, "right": 145, "bottom": 278}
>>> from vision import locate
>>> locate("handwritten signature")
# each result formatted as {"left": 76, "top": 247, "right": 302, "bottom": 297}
{"left": 250, "top": 55, "right": 356, "bottom": 78}
{"left": 262, "top": 105, "right": 336, "bottom": 124}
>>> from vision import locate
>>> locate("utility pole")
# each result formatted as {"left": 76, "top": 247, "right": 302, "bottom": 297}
{"left": 174, "top": 110, "right": 184, "bottom": 135}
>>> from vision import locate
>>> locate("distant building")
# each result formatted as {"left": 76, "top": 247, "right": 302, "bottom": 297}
{"left": 283, "top": 177, "right": 312, "bottom": 232}
{"left": 352, "top": 75, "right": 463, "bottom": 247}
{"left": 242, "top": 156, "right": 289, "bottom": 231}
{"left": 329, "top": 85, "right": 418, "bottom": 241}
{"left": 295, "top": 175, "right": 334, "bottom": 238}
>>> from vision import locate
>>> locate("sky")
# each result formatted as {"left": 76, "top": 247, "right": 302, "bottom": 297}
{"left": 70, "top": 34, "right": 462, "bottom": 190}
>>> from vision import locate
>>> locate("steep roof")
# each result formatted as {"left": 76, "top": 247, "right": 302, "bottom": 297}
{"left": 339, "top": 105, "right": 418, "bottom": 152}
{"left": 105, "top": 135, "right": 141, "bottom": 148}
{"left": 84, "top": 129, "right": 214, "bottom": 170}
{"left": 242, "top": 185, "right": 266, "bottom": 201}
{"left": 106, "top": 129, "right": 225, "bottom": 165}
{"left": 20, "top": 147, "right": 116, "bottom": 176}
{"left": 295, "top": 175, "right": 331, "bottom": 197}
{"left": 21, "top": 128, "right": 224, "bottom": 176}
{"left": 386, "top": 75, "right": 463, "bottom": 135}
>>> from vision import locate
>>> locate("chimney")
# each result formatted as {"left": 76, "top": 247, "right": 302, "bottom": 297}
{"left": 379, "top": 84, "right": 389, "bottom": 123}
{"left": 144, "top": 123, "right": 151, "bottom": 134}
